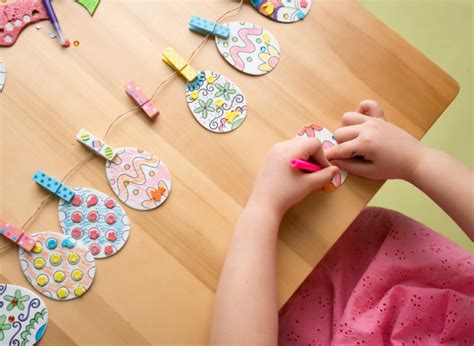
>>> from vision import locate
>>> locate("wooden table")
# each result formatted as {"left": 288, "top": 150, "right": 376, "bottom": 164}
{"left": 0, "top": 0, "right": 458, "bottom": 344}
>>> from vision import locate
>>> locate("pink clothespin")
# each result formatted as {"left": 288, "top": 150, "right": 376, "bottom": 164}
{"left": 125, "top": 81, "right": 160, "bottom": 120}
{"left": 0, "top": 217, "right": 36, "bottom": 252}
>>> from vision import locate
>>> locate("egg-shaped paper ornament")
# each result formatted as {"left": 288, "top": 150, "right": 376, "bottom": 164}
{"left": 186, "top": 71, "right": 248, "bottom": 133}
{"left": 215, "top": 21, "right": 281, "bottom": 76}
{"left": 297, "top": 124, "right": 348, "bottom": 191}
{"left": 0, "top": 284, "right": 49, "bottom": 344}
{"left": 58, "top": 187, "right": 130, "bottom": 258}
{"left": 75, "top": 130, "right": 172, "bottom": 211}
{"left": 250, "top": 0, "right": 312, "bottom": 23}
{"left": 162, "top": 47, "right": 249, "bottom": 133}
{"left": 19, "top": 232, "right": 96, "bottom": 301}
{"left": 106, "top": 147, "right": 172, "bottom": 211}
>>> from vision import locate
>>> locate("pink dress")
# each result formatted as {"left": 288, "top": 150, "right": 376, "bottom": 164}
{"left": 279, "top": 207, "right": 474, "bottom": 345}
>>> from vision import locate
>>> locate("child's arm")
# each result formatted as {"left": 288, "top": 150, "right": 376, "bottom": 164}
{"left": 325, "top": 100, "right": 474, "bottom": 240}
{"left": 210, "top": 138, "right": 339, "bottom": 345}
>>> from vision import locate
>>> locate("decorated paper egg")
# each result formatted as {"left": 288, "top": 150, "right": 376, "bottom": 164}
{"left": 250, "top": 0, "right": 312, "bottom": 23}
{"left": 19, "top": 232, "right": 96, "bottom": 301}
{"left": 0, "top": 60, "right": 5, "bottom": 92}
{"left": 297, "top": 124, "right": 348, "bottom": 191}
{"left": 215, "top": 21, "right": 280, "bottom": 76}
{"left": 185, "top": 71, "right": 248, "bottom": 133}
{"left": 58, "top": 187, "right": 130, "bottom": 259}
{"left": 106, "top": 147, "right": 172, "bottom": 211}
{"left": 0, "top": 284, "right": 48, "bottom": 345}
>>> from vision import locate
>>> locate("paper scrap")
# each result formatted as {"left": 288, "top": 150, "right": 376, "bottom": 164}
{"left": 76, "top": 0, "right": 100, "bottom": 16}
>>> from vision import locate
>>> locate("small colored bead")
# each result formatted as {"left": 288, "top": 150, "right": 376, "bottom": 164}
{"left": 56, "top": 287, "right": 69, "bottom": 299}
{"left": 36, "top": 274, "right": 48, "bottom": 287}
{"left": 33, "top": 257, "right": 46, "bottom": 270}
{"left": 50, "top": 253, "right": 62, "bottom": 266}
{"left": 53, "top": 271, "right": 66, "bottom": 283}
{"left": 46, "top": 238, "right": 58, "bottom": 250}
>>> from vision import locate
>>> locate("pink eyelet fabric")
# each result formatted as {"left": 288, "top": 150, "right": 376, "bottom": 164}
{"left": 279, "top": 207, "right": 474, "bottom": 345}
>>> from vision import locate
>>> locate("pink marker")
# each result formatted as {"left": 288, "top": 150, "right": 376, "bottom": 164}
{"left": 289, "top": 158, "right": 322, "bottom": 172}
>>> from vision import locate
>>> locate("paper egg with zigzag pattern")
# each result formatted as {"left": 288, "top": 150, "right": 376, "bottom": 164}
{"left": 105, "top": 147, "right": 172, "bottom": 211}
{"left": 215, "top": 21, "right": 280, "bottom": 76}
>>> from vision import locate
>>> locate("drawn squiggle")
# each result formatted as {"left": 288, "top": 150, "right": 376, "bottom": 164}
{"left": 115, "top": 156, "right": 161, "bottom": 202}
{"left": 229, "top": 25, "right": 263, "bottom": 71}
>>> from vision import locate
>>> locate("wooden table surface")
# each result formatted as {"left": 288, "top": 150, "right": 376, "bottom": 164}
{"left": 0, "top": 0, "right": 458, "bottom": 344}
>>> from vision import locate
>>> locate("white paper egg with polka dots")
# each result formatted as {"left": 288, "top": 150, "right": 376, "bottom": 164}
{"left": 58, "top": 187, "right": 130, "bottom": 259}
{"left": 19, "top": 232, "right": 96, "bottom": 301}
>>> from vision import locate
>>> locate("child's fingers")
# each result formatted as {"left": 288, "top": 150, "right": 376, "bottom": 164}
{"left": 342, "top": 112, "right": 369, "bottom": 126}
{"left": 295, "top": 137, "right": 331, "bottom": 167}
{"left": 331, "top": 159, "right": 376, "bottom": 177}
{"left": 304, "top": 166, "right": 339, "bottom": 189}
{"left": 334, "top": 125, "right": 361, "bottom": 143}
{"left": 357, "top": 100, "right": 385, "bottom": 119}
{"left": 324, "top": 139, "right": 360, "bottom": 160}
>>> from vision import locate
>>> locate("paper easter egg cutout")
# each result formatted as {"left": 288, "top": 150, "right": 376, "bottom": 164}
{"left": 106, "top": 147, "right": 172, "bottom": 211}
{"left": 215, "top": 21, "right": 281, "bottom": 76}
{"left": 0, "top": 60, "right": 6, "bottom": 92}
{"left": 297, "top": 124, "right": 348, "bottom": 191}
{"left": 19, "top": 232, "right": 96, "bottom": 301}
{"left": 0, "top": 284, "right": 48, "bottom": 345}
{"left": 250, "top": 0, "right": 312, "bottom": 23}
{"left": 58, "top": 187, "right": 130, "bottom": 259}
{"left": 185, "top": 71, "right": 248, "bottom": 133}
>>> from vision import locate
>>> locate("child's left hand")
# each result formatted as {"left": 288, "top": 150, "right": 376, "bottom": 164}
{"left": 247, "top": 137, "right": 339, "bottom": 217}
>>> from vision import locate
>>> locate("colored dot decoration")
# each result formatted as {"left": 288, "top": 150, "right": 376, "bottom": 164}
{"left": 19, "top": 232, "right": 96, "bottom": 301}
{"left": 58, "top": 187, "right": 130, "bottom": 259}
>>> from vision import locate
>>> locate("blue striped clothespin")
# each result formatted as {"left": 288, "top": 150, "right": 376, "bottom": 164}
{"left": 189, "top": 16, "right": 229, "bottom": 39}
{"left": 33, "top": 170, "right": 75, "bottom": 202}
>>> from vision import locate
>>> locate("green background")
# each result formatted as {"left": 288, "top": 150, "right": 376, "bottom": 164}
{"left": 358, "top": 0, "right": 473, "bottom": 251}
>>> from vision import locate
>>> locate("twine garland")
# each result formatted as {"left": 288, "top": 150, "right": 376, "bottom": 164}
{"left": 0, "top": 0, "right": 244, "bottom": 253}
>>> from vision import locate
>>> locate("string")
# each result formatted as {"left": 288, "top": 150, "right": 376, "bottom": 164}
{"left": 0, "top": 0, "right": 244, "bottom": 253}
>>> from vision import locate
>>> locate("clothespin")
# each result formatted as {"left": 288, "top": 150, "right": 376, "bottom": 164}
{"left": 162, "top": 47, "right": 198, "bottom": 83}
{"left": 189, "top": 16, "right": 229, "bottom": 39}
{"left": 76, "top": 128, "right": 117, "bottom": 161}
{"left": 125, "top": 81, "right": 160, "bottom": 120}
{"left": 0, "top": 217, "right": 36, "bottom": 252}
{"left": 33, "top": 170, "right": 75, "bottom": 202}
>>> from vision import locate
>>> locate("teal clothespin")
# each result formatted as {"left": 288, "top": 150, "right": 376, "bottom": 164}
{"left": 189, "top": 16, "right": 229, "bottom": 39}
{"left": 33, "top": 170, "right": 74, "bottom": 202}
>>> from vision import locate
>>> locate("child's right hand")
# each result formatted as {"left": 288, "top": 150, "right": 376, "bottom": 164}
{"left": 325, "top": 100, "right": 427, "bottom": 181}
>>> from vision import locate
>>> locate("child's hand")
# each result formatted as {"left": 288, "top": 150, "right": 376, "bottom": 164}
{"left": 248, "top": 137, "right": 339, "bottom": 217}
{"left": 325, "top": 100, "right": 426, "bottom": 181}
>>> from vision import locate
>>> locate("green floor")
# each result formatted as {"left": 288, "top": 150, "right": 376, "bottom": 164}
{"left": 358, "top": 0, "right": 473, "bottom": 252}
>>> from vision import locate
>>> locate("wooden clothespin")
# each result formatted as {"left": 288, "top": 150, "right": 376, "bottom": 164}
{"left": 125, "top": 81, "right": 160, "bottom": 120}
{"left": 189, "top": 16, "right": 229, "bottom": 39}
{"left": 0, "top": 217, "right": 36, "bottom": 252}
{"left": 162, "top": 47, "right": 198, "bottom": 83}
{"left": 76, "top": 128, "right": 117, "bottom": 161}
{"left": 32, "top": 170, "right": 75, "bottom": 202}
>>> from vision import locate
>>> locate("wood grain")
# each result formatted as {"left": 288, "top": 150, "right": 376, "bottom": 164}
{"left": 0, "top": 0, "right": 458, "bottom": 344}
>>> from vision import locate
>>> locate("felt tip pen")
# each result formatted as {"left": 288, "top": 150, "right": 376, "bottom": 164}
{"left": 42, "top": 0, "right": 70, "bottom": 47}
{"left": 289, "top": 158, "right": 322, "bottom": 173}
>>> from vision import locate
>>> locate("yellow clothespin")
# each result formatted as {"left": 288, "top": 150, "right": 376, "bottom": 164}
{"left": 162, "top": 47, "right": 198, "bottom": 83}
